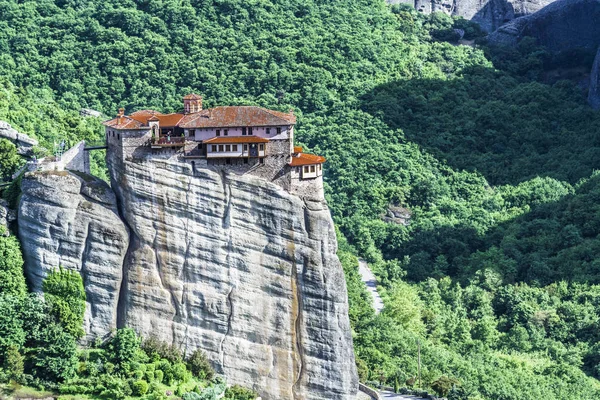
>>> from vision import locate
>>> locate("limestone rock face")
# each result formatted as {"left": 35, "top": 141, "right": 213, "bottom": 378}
{"left": 0, "top": 121, "right": 38, "bottom": 155}
{"left": 388, "top": 0, "right": 556, "bottom": 32}
{"left": 18, "top": 171, "right": 129, "bottom": 339}
{"left": 487, "top": 0, "right": 600, "bottom": 52}
{"left": 106, "top": 153, "right": 357, "bottom": 400}
{"left": 590, "top": 48, "right": 600, "bottom": 110}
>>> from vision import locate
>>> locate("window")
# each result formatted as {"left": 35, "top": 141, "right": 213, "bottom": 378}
{"left": 243, "top": 144, "right": 248, "bottom": 151}
{"left": 112, "top": 132, "right": 115, "bottom": 137}
{"left": 232, "top": 145, "right": 238, "bottom": 151}
{"left": 259, "top": 144, "right": 264, "bottom": 151}
{"left": 224, "top": 129, "right": 228, "bottom": 136}
{"left": 225, "top": 145, "right": 231, "bottom": 151}
{"left": 226, "top": 158, "right": 231, "bottom": 165}
{"left": 304, "top": 166, "right": 309, "bottom": 173}
{"left": 277, "top": 127, "right": 282, "bottom": 135}
{"left": 117, "top": 134, "right": 120, "bottom": 140}
{"left": 212, "top": 145, "right": 217, "bottom": 152}
{"left": 319, "top": 164, "right": 322, "bottom": 170}
{"left": 199, "top": 143, "right": 203, "bottom": 149}
{"left": 244, "top": 158, "right": 248, "bottom": 164}
{"left": 310, "top": 165, "right": 315, "bottom": 172}
{"left": 242, "top": 127, "right": 247, "bottom": 135}
{"left": 218, "top": 145, "right": 224, "bottom": 152}
{"left": 248, "top": 127, "right": 253, "bottom": 135}
{"left": 216, "top": 129, "right": 220, "bottom": 136}
{"left": 259, "top": 158, "right": 264, "bottom": 164}
{"left": 266, "top": 128, "right": 271, "bottom": 135}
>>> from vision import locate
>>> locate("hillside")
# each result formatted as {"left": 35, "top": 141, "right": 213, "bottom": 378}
{"left": 1, "top": 0, "right": 600, "bottom": 399}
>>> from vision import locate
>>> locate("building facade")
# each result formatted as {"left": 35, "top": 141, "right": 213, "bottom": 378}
{"left": 103, "top": 95, "right": 325, "bottom": 197}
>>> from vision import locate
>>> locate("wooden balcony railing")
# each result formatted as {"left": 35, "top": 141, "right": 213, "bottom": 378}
{"left": 151, "top": 136, "right": 186, "bottom": 147}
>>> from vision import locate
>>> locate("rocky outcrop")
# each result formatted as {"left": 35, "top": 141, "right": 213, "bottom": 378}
{"left": 0, "top": 121, "right": 38, "bottom": 155}
{"left": 487, "top": 0, "right": 600, "bottom": 53}
{"left": 388, "top": 0, "right": 557, "bottom": 32}
{"left": 18, "top": 171, "right": 129, "bottom": 340}
{"left": 106, "top": 151, "right": 357, "bottom": 399}
{"left": 589, "top": 48, "right": 600, "bottom": 109}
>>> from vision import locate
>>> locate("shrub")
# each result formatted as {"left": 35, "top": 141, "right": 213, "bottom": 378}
{"left": 186, "top": 349, "right": 214, "bottom": 380}
{"left": 106, "top": 328, "right": 141, "bottom": 368}
{"left": 141, "top": 336, "right": 182, "bottom": 363}
{"left": 42, "top": 268, "right": 86, "bottom": 339}
{"left": 154, "top": 369, "right": 164, "bottom": 383}
{"left": 431, "top": 376, "right": 459, "bottom": 397}
{"left": 224, "top": 384, "right": 258, "bottom": 400}
{"left": 133, "top": 380, "right": 149, "bottom": 396}
{"left": 4, "top": 345, "right": 24, "bottom": 380}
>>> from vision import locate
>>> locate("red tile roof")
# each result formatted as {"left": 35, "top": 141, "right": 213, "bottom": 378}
{"left": 179, "top": 106, "right": 296, "bottom": 128}
{"left": 104, "top": 105, "right": 295, "bottom": 130}
{"left": 293, "top": 146, "right": 303, "bottom": 153}
{"left": 183, "top": 93, "right": 203, "bottom": 100}
{"left": 204, "top": 136, "right": 270, "bottom": 144}
{"left": 103, "top": 116, "right": 145, "bottom": 130}
{"left": 289, "top": 152, "right": 326, "bottom": 166}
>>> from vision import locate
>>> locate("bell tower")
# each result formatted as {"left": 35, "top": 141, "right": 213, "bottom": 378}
{"left": 183, "top": 94, "right": 203, "bottom": 114}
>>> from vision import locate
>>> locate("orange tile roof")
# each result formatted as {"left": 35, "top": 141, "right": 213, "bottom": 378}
{"left": 289, "top": 152, "right": 326, "bottom": 166}
{"left": 204, "top": 136, "right": 270, "bottom": 144}
{"left": 183, "top": 93, "right": 203, "bottom": 100}
{"left": 293, "top": 146, "right": 303, "bottom": 153}
{"left": 179, "top": 106, "right": 296, "bottom": 128}
{"left": 103, "top": 116, "right": 145, "bottom": 130}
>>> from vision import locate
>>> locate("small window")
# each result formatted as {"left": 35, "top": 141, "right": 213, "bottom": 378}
{"left": 199, "top": 143, "right": 203, "bottom": 149}
{"left": 244, "top": 158, "right": 248, "bottom": 164}
{"left": 259, "top": 144, "right": 264, "bottom": 151}
{"left": 310, "top": 165, "right": 315, "bottom": 172}
{"left": 226, "top": 158, "right": 231, "bottom": 165}
{"left": 225, "top": 145, "right": 231, "bottom": 151}
{"left": 259, "top": 158, "right": 264, "bottom": 164}
{"left": 224, "top": 129, "right": 228, "bottom": 136}
{"left": 243, "top": 144, "right": 248, "bottom": 151}
{"left": 319, "top": 164, "right": 322, "bottom": 170}
{"left": 112, "top": 132, "right": 115, "bottom": 137}
{"left": 216, "top": 129, "right": 220, "bottom": 136}
{"left": 276, "top": 127, "right": 281, "bottom": 135}
{"left": 266, "top": 128, "right": 271, "bottom": 135}
{"left": 304, "top": 166, "right": 309, "bottom": 173}
{"left": 218, "top": 145, "right": 224, "bottom": 152}
{"left": 232, "top": 145, "right": 238, "bottom": 151}
{"left": 211, "top": 145, "right": 216, "bottom": 152}
{"left": 248, "top": 127, "right": 253, "bottom": 135}
{"left": 242, "top": 127, "right": 247, "bottom": 135}
{"left": 117, "top": 134, "right": 120, "bottom": 140}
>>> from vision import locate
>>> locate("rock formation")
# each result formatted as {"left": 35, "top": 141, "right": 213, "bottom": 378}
{"left": 106, "top": 151, "right": 357, "bottom": 399}
{"left": 17, "top": 146, "right": 358, "bottom": 399}
{"left": 487, "top": 0, "right": 600, "bottom": 52}
{"left": 18, "top": 171, "right": 129, "bottom": 340}
{"left": 590, "top": 48, "right": 600, "bottom": 110}
{"left": 0, "top": 121, "right": 38, "bottom": 155}
{"left": 388, "top": 0, "right": 557, "bottom": 32}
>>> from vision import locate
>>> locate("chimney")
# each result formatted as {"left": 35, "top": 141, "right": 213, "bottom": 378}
{"left": 118, "top": 108, "right": 125, "bottom": 124}
{"left": 183, "top": 94, "right": 203, "bottom": 114}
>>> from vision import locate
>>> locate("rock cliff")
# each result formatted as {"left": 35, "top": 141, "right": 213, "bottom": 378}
{"left": 18, "top": 171, "right": 129, "bottom": 340}
{"left": 590, "top": 48, "right": 600, "bottom": 109}
{"left": 487, "top": 0, "right": 600, "bottom": 53}
{"left": 17, "top": 151, "right": 357, "bottom": 399}
{"left": 106, "top": 152, "right": 357, "bottom": 399}
{"left": 388, "top": 0, "right": 557, "bottom": 32}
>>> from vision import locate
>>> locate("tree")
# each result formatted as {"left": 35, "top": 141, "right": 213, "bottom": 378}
{"left": 107, "top": 328, "right": 141, "bottom": 368}
{"left": 186, "top": 349, "right": 214, "bottom": 380}
{"left": 0, "top": 230, "right": 27, "bottom": 297}
{"left": 42, "top": 267, "right": 86, "bottom": 338}
{"left": 0, "top": 139, "right": 20, "bottom": 181}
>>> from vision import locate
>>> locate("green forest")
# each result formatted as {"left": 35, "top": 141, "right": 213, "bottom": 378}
{"left": 1, "top": 0, "right": 600, "bottom": 399}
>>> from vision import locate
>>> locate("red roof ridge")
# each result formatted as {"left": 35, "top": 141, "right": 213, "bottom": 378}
{"left": 204, "top": 136, "right": 270, "bottom": 144}
{"left": 261, "top": 107, "right": 296, "bottom": 124}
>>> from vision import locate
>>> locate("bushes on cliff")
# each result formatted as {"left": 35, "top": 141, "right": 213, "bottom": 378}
{"left": 0, "top": 138, "right": 21, "bottom": 182}
{"left": 42, "top": 268, "right": 86, "bottom": 339}
{"left": 186, "top": 349, "right": 214, "bottom": 381}
{"left": 0, "top": 228, "right": 26, "bottom": 297}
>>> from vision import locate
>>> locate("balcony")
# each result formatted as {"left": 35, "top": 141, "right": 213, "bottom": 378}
{"left": 151, "top": 136, "right": 186, "bottom": 148}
